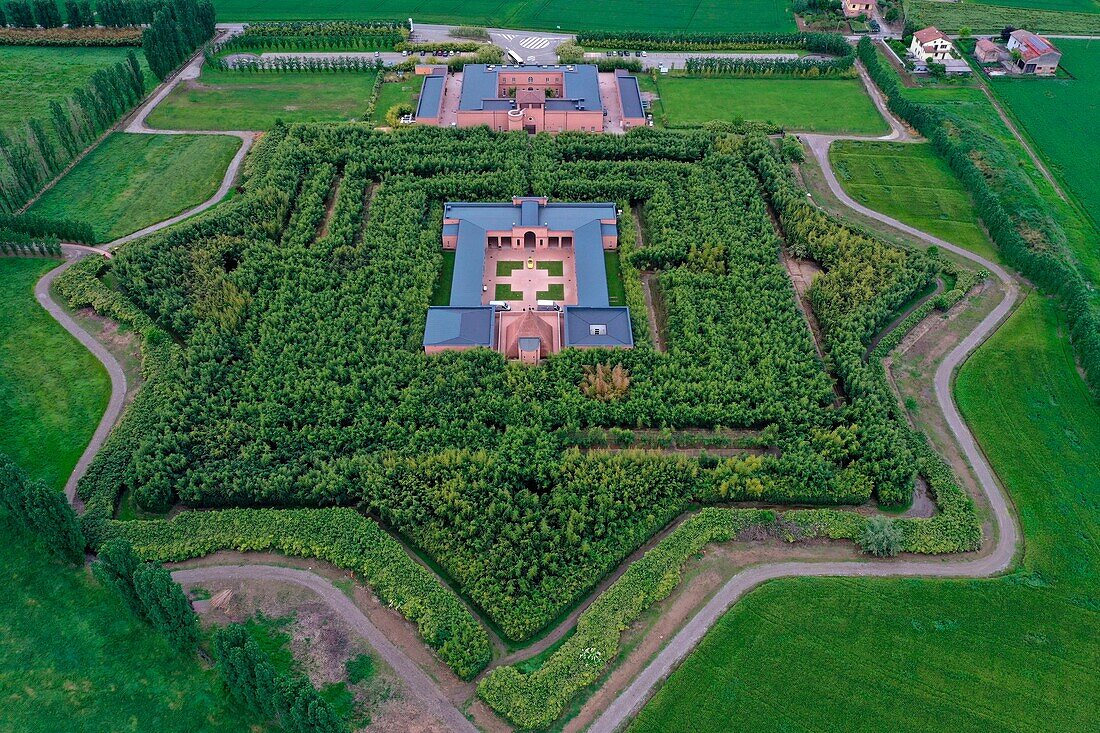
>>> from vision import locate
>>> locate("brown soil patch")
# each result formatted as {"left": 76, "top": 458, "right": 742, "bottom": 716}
{"left": 72, "top": 306, "right": 144, "bottom": 405}
{"left": 171, "top": 552, "right": 511, "bottom": 733}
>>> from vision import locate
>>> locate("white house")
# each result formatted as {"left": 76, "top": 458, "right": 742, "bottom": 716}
{"left": 909, "top": 27, "right": 954, "bottom": 62}
{"left": 1007, "top": 30, "right": 1062, "bottom": 75}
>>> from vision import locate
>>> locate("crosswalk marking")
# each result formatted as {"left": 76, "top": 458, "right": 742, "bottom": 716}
{"left": 496, "top": 33, "right": 516, "bottom": 41}
{"left": 519, "top": 36, "right": 553, "bottom": 50}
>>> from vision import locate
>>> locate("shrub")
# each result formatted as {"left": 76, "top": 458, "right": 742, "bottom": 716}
{"left": 859, "top": 515, "right": 903, "bottom": 557}
{"left": 0, "top": 452, "right": 85, "bottom": 564}
{"left": 132, "top": 561, "right": 200, "bottom": 650}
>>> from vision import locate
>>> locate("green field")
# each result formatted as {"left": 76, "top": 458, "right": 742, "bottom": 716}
{"left": 0, "top": 46, "right": 148, "bottom": 133}
{"left": 29, "top": 133, "right": 240, "bottom": 243}
{"left": 210, "top": 0, "right": 796, "bottom": 32}
{"left": 654, "top": 77, "right": 888, "bottom": 134}
{"left": 605, "top": 251, "right": 626, "bottom": 306}
{"left": 0, "top": 259, "right": 110, "bottom": 491}
{"left": 991, "top": 39, "right": 1100, "bottom": 230}
{"left": 830, "top": 140, "right": 998, "bottom": 260}
{"left": 371, "top": 75, "right": 425, "bottom": 126}
{"left": 497, "top": 260, "right": 524, "bottom": 276}
{"left": 147, "top": 68, "right": 380, "bottom": 131}
{"left": 0, "top": 523, "right": 263, "bottom": 733}
{"left": 536, "top": 260, "right": 564, "bottom": 277}
{"left": 899, "top": 69, "right": 1100, "bottom": 292}
{"left": 630, "top": 294, "right": 1100, "bottom": 733}
{"left": 0, "top": 258, "right": 258, "bottom": 733}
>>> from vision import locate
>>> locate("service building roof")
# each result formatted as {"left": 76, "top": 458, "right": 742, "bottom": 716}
{"left": 458, "top": 64, "right": 603, "bottom": 112}
{"left": 415, "top": 67, "right": 446, "bottom": 120}
{"left": 423, "top": 306, "right": 495, "bottom": 347}
{"left": 563, "top": 307, "right": 634, "bottom": 348}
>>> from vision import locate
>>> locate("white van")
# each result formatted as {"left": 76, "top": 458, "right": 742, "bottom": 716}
{"left": 536, "top": 300, "right": 561, "bottom": 312}
{"left": 489, "top": 300, "right": 511, "bottom": 311}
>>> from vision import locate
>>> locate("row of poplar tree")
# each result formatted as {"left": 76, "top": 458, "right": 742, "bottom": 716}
{"left": 0, "top": 0, "right": 216, "bottom": 214}
{"left": 0, "top": 52, "right": 143, "bottom": 214}
{"left": 2, "top": 450, "right": 346, "bottom": 732}
{"left": 0, "top": 0, "right": 164, "bottom": 27}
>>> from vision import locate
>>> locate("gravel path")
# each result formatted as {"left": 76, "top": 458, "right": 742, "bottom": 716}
{"left": 588, "top": 79, "right": 1022, "bottom": 733}
{"left": 172, "top": 565, "right": 478, "bottom": 733}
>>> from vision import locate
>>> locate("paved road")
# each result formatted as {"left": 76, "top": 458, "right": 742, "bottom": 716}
{"left": 172, "top": 565, "right": 478, "bottom": 733}
{"left": 411, "top": 22, "right": 571, "bottom": 64}
{"left": 588, "top": 71, "right": 1021, "bottom": 733}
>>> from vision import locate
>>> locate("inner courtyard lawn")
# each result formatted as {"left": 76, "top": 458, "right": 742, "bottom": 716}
{"left": 0, "top": 259, "right": 109, "bottom": 491}
{"left": 991, "top": 39, "right": 1100, "bottom": 229}
{"left": 146, "top": 68, "right": 380, "bottom": 131}
{"left": 209, "top": 0, "right": 796, "bottom": 32}
{"left": 654, "top": 77, "right": 888, "bottom": 134}
{"left": 829, "top": 140, "right": 998, "bottom": 260}
{"left": 629, "top": 294, "right": 1100, "bottom": 733}
{"left": 28, "top": 133, "right": 241, "bottom": 243}
{"left": 0, "top": 46, "right": 151, "bottom": 133}
{"left": 0, "top": 523, "right": 263, "bottom": 733}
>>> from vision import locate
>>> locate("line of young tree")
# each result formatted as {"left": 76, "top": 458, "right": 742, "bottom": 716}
{"left": 575, "top": 30, "right": 853, "bottom": 56}
{"left": 683, "top": 53, "right": 855, "bottom": 77}
{"left": 0, "top": 226, "right": 61, "bottom": 254}
{"left": 141, "top": 0, "right": 214, "bottom": 80}
{"left": 1, "top": 0, "right": 63, "bottom": 27}
{"left": 857, "top": 36, "right": 1100, "bottom": 390}
{"left": 0, "top": 51, "right": 143, "bottom": 215}
{"left": 0, "top": 453, "right": 85, "bottom": 564}
{"left": 0, "top": 0, "right": 155, "bottom": 27}
{"left": 0, "top": 211, "right": 95, "bottom": 241}
{"left": 212, "top": 623, "right": 345, "bottom": 733}
{"left": 92, "top": 538, "right": 200, "bottom": 649}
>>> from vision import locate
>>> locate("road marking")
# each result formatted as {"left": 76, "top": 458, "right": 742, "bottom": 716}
{"left": 519, "top": 37, "right": 553, "bottom": 49}
{"left": 496, "top": 33, "right": 516, "bottom": 41}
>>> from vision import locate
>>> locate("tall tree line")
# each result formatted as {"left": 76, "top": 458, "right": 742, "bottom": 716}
{"left": 0, "top": 51, "right": 143, "bottom": 214}
{"left": 0, "top": 453, "right": 85, "bottom": 564}
{"left": 142, "top": 0, "right": 215, "bottom": 80}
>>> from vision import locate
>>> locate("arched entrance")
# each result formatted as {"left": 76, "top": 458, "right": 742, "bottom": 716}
{"left": 524, "top": 230, "right": 536, "bottom": 248}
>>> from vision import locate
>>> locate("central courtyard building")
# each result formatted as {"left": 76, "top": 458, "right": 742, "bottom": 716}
{"left": 424, "top": 197, "right": 634, "bottom": 362}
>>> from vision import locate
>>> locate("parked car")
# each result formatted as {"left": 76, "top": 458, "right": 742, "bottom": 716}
{"left": 401, "top": 50, "right": 409, "bottom": 56}
{"left": 641, "top": 50, "right": 647, "bottom": 57}
{"left": 635, "top": 51, "right": 642, "bottom": 57}
{"left": 869, "top": 19, "right": 881, "bottom": 32}
{"left": 606, "top": 51, "right": 613, "bottom": 56}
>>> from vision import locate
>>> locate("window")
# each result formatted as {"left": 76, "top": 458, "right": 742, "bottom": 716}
{"left": 590, "top": 324, "right": 607, "bottom": 336}
{"left": 528, "top": 76, "right": 533, "bottom": 82}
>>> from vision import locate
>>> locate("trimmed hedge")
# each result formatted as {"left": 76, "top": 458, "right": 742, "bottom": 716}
{"left": 576, "top": 31, "right": 851, "bottom": 55}
{"left": 0, "top": 27, "right": 142, "bottom": 46}
{"left": 478, "top": 508, "right": 775, "bottom": 729}
{"left": 103, "top": 507, "right": 493, "bottom": 680}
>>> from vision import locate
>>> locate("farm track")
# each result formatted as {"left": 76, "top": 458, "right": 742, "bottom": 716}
{"left": 32, "top": 46, "right": 1021, "bottom": 733}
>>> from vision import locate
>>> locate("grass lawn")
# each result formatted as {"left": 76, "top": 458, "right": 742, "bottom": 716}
{"left": 605, "top": 251, "right": 626, "bottom": 306}
{"left": 431, "top": 251, "right": 455, "bottom": 306}
{"left": 0, "top": 523, "right": 262, "bottom": 733}
{"left": 961, "top": 0, "right": 1098, "bottom": 13}
{"left": 147, "top": 68, "right": 380, "bottom": 131}
{"left": 370, "top": 75, "right": 425, "bottom": 126}
{"left": 497, "top": 260, "right": 524, "bottom": 276}
{"left": 0, "top": 46, "right": 151, "bottom": 134}
{"left": 991, "top": 40, "right": 1100, "bottom": 230}
{"left": 654, "top": 76, "right": 888, "bottom": 134}
{"left": 536, "top": 283, "right": 565, "bottom": 301}
{"left": 28, "top": 133, "right": 240, "bottom": 243}
{"left": 0, "top": 259, "right": 109, "bottom": 491}
{"left": 494, "top": 283, "right": 524, "bottom": 301}
{"left": 829, "top": 140, "right": 998, "bottom": 260}
{"left": 536, "top": 260, "right": 564, "bottom": 277}
{"left": 629, "top": 293, "right": 1100, "bottom": 733}
{"left": 209, "top": 0, "right": 796, "bottom": 32}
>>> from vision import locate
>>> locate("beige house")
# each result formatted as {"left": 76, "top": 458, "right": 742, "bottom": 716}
{"left": 974, "top": 38, "right": 1001, "bottom": 63}
{"left": 842, "top": 0, "right": 875, "bottom": 18}
{"left": 909, "top": 27, "right": 954, "bottom": 61}
{"left": 1007, "top": 30, "right": 1061, "bottom": 75}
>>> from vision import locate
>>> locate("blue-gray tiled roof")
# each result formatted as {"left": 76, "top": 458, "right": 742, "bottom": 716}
{"left": 563, "top": 307, "right": 634, "bottom": 348}
{"left": 616, "top": 72, "right": 645, "bottom": 119}
{"left": 415, "top": 69, "right": 446, "bottom": 120}
{"left": 458, "top": 64, "right": 603, "bottom": 112}
{"left": 424, "top": 306, "right": 495, "bottom": 347}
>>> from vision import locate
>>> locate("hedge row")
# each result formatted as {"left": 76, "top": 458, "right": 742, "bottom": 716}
{"left": 0, "top": 212, "right": 93, "bottom": 243}
{"left": 0, "top": 227, "right": 60, "bottom": 255}
{"left": 858, "top": 37, "right": 1100, "bottom": 391}
{"left": 477, "top": 508, "right": 776, "bottom": 729}
{"left": 0, "top": 26, "right": 142, "bottom": 45}
{"left": 103, "top": 507, "right": 492, "bottom": 679}
{"left": 614, "top": 199, "right": 652, "bottom": 348}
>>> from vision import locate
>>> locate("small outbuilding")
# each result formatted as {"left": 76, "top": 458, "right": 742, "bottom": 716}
{"left": 974, "top": 38, "right": 1001, "bottom": 63}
